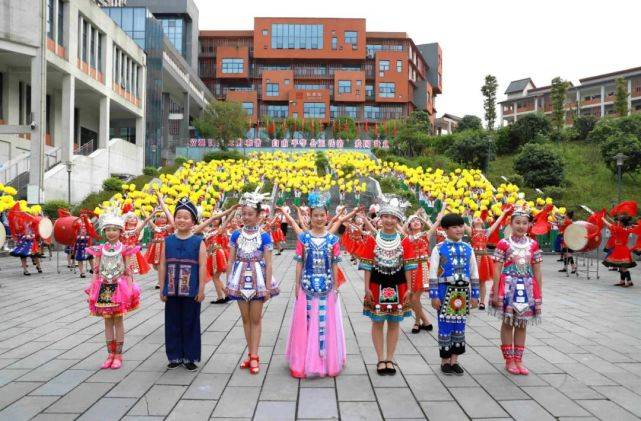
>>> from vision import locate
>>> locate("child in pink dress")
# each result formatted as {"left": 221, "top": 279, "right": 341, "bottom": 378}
{"left": 86, "top": 211, "right": 141, "bottom": 369}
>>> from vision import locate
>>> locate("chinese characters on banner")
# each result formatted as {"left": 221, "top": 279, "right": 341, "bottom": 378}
{"left": 188, "top": 138, "right": 390, "bottom": 149}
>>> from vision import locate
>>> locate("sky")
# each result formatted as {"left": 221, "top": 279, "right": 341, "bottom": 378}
{"left": 193, "top": 0, "right": 640, "bottom": 121}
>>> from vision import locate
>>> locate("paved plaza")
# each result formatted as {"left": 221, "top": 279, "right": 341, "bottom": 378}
{"left": 0, "top": 251, "right": 640, "bottom": 421}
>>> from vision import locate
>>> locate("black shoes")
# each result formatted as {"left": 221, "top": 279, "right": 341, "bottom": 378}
{"left": 451, "top": 363, "right": 464, "bottom": 376}
{"left": 211, "top": 297, "right": 229, "bottom": 304}
{"left": 23, "top": 270, "right": 31, "bottom": 276}
{"left": 184, "top": 362, "right": 198, "bottom": 371}
{"left": 441, "top": 363, "right": 454, "bottom": 375}
{"left": 376, "top": 361, "right": 397, "bottom": 375}
{"left": 155, "top": 285, "right": 160, "bottom": 289}
{"left": 558, "top": 268, "right": 567, "bottom": 272}
{"left": 422, "top": 323, "right": 434, "bottom": 331}
{"left": 167, "top": 362, "right": 181, "bottom": 369}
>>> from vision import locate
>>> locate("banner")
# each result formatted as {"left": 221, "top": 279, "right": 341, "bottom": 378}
{"left": 187, "top": 138, "right": 390, "bottom": 150}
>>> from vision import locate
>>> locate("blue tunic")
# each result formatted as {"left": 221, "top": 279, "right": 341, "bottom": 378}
{"left": 163, "top": 234, "right": 202, "bottom": 298}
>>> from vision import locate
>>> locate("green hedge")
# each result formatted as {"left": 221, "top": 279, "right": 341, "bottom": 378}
{"left": 42, "top": 200, "right": 71, "bottom": 219}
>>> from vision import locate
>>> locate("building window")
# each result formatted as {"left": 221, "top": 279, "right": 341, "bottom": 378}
{"left": 46, "top": 0, "right": 54, "bottom": 39}
{"left": 379, "top": 82, "right": 395, "bottom": 98}
{"left": 344, "top": 31, "right": 358, "bottom": 45}
{"left": 366, "top": 85, "right": 374, "bottom": 98}
{"left": 242, "top": 102, "right": 254, "bottom": 116}
{"left": 262, "top": 29, "right": 268, "bottom": 36}
{"left": 271, "top": 24, "right": 324, "bottom": 50}
{"left": 295, "top": 83, "right": 326, "bottom": 90}
{"left": 338, "top": 80, "right": 351, "bottom": 94}
{"left": 267, "top": 105, "right": 288, "bottom": 118}
{"left": 161, "top": 18, "right": 184, "bottom": 56}
{"left": 304, "top": 102, "right": 325, "bottom": 118}
{"left": 284, "top": 79, "right": 290, "bottom": 85}
{"left": 379, "top": 60, "right": 390, "bottom": 72}
{"left": 331, "top": 36, "right": 337, "bottom": 50}
{"left": 221, "top": 58, "right": 244, "bottom": 74}
{"left": 266, "top": 83, "right": 279, "bottom": 96}
{"left": 57, "top": 0, "right": 64, "bottom": 45}
{"left": 364, "top": 105, "right": 380, "bottom": 120}
{"left": 89, "top": 27, "right": 95, "bottom": 69}
{"left": 396, "top": 60, "right": 402, "bottom": 73}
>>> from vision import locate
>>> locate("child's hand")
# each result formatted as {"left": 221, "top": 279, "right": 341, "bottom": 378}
{"left": 195, "top": 289, "right": 205, "bottom": 303}
{"left": 364, "top": 289, "right": 374, "bottom": 304}
{"left": 471, "top": 298, "right": 479, "bottom": 309}
{"left": 431, "top": 298, "right": 441, "bottom": 310}
{"left": 159, "top": 292, "right": 167, "bottom": 302}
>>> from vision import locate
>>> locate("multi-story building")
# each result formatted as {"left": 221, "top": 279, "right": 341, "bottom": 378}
{"left": 500, "top": 66, "right": 641, "bottom": 126}
{"left": 103, "top": 1, "right": 212, "bottom": 167}
{"left": 199, "top": 18, "right": 442, "bottom": 134}
{"left": 0, "top": 0, "right": 146, "bottom": 203}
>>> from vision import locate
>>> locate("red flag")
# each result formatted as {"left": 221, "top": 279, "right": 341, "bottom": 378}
{"left": 531, "top": 204, "right": 553, "bottom": 235}
{"left": 587, "top": 208, "right": 606, "bottom": 233}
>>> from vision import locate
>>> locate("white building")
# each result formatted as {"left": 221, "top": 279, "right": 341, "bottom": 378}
{"left": 0, "top": 0, "right": 147, "bottom": 203}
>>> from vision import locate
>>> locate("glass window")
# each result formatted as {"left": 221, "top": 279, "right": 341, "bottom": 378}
{"left": 46, "top": 0, "right": 54, "bottom": 39}
{"left": 379, "top": 83, "right": 395, "bottom": 98}
{"left": 109, "top": 8, "right": 121, "bottom": 26}
{"left": 331, "top": 36, "right": 337, "bottom": 50}
{"left": 366, "top": 85, "right": 374, "bottom": 97}
{"left": 134, "top": 8, "right": 145, "bottom": 32}
{"left": 121, "top": 8, "right": 133, "bottom": 32}
{"left": 364, "top": 105, "right": 380, "bottom": 120}
{"left": 338, "top": 80, "right": 351, "bottom": 94}
{"left": 379, "top": 60, "right": 390, "bottom": 72}
{"left": 270, "top": 23, "right": 323, "bottom": 50}
{"left": 262, "top": 29, "right": 268, "bottom": 36}
{"left": 57, "top": 0, "right": 64, "bottom": 45}
{"left": 161, "top": 18, "right": 184, "bottom": 56}
{"left": 266, "top": 83, "right": 279, "bottom": 96}
{"left": 344, "top": 31, "right": 357, "bottom": 45}
{"left": 242, "top": 102, "right": 254, "bottom": 116}
{"left": 396, "top": 60, "right": 402, "bottom": 73}
{"left": 267, "top": 105, "right": 288, "bottom": 118}
{"left": 304, "top": 103, "right": 325, "bottom": 118}
{"left": 221, "top": 58, "right": 244, "bottom": 74}
{"left": 89, "top": 26, "right": 95, "bottom": 69}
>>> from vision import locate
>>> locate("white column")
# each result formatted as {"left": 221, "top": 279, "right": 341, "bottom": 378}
{"left": 98, "top": 96, "right": 110, "bottom": 149}
{"left": 6, "top": 74, "right": 20, "bottom": 125}
{"left": 65, "top": 0, "right": 77, "bottom": 65}
{"left": 61, "top": 74, "right": 75, "bottom": 163}
{"left": 628, "top": 79, "right": 632, "bottom": 115}
{"left": 600, "top": 85, "right": 605, "bottom": 117}
{"left": 93, "top": 28, "right": 99, "bottom": 72}
{"left": 576, "top": 90, "right": 580, "bottom": 116}
{"left": 534, "top": 97, "right": 538, "bottom": 112}
{"left": 103, "top": 34, "right": 112, "bottom": 87}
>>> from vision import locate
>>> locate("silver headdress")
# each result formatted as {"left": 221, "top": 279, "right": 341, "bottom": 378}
{"left": 378, "top": 194, "right": 411, "bottom": 222}
{"left": 240, "top": 185, "right": 271, "bottom": 209}
{"left": 98, "top": 205, "right": 125, "bottom": 231}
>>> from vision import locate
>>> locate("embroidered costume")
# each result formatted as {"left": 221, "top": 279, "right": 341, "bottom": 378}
{"left": 226, "top": 227, "right": 279, "bottom": 301}
{"left": 403, "top": 231, "right": 430, "bottom": 292}
{"left": 429, "top": 240, "right": 479, "bottom": 358}
{"left": 359, "top": 231, "right": 416, "bottom": 322}
{"left": 287, "top": 231, "right": 346, "bottom": 378}
{"left": 121, "top": 217, "right": 151, "bottom": 275}
{"left": 602, "top": 223, "right": 637, "bottom": 269}
{"left": 86, "top": 242, "right": 141, "bottom": 317}
{"left": 204, "top": 229, "right": 229, "bottom": 278}
{"left": 490, "top": 236, "right": 543, "bottom": 327}
{"left": 163, "top": 233, "right": 203, "bottom": 364}
{"left": 145, "top": 221, "right": 173, "bottom": 266}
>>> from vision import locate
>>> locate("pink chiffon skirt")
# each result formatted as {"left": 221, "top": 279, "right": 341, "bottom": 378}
{"left": 286, "top": 289, "right": 346, "bottom": 378}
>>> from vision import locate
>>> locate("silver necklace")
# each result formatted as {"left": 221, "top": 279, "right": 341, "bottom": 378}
{"left": 238, "top": 228, "right": 261, "bottom": 254}
{"left": 507, "top": 235, "right": 530, "bottom": 274}
{"left": 374, "top": 231, "right": 403, "bottom": 274}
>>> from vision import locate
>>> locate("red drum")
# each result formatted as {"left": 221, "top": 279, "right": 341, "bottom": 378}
{"left": 53, "top": 216, "right": 79, "bottom": 246}
{"left": 563, "top": 221, "right": 601, "bottom": 252}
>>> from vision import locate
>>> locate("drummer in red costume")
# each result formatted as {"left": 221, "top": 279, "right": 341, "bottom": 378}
{"left": 120, "top": 203, "right": 152, "bottom": 276}
{"left": 558, "top": 211, "right": 577, "bottom": 274}
{"left": 7, "top": 204, "right": 42, "bottom": 276}
{"left": 600, "top": 201, "right": 638, "bottom": 287}
{"left": 468, "top": 208, "right": 510, "bottom": 310}
{"left": 73, "top": 210, "right": 100, "bottom": 278}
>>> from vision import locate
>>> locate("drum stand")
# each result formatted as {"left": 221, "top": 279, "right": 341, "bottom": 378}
{"left": 573, "top": 249, "right": 600, "bottom": 280}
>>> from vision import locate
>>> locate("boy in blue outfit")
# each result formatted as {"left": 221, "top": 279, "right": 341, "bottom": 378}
{"left": 429, "top": 213, "right": 479, "bottom": 376}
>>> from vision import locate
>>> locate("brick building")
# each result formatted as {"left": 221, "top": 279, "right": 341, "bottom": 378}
{"left": 198, "top": 18, "right": 441, "bottom": 134}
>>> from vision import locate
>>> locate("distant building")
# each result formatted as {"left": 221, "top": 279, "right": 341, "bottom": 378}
{"left": 435, "top": 113, "right": 461, "bottom": 135}
{"left": 500, "top": 67, "right": 641, "bottom": 126}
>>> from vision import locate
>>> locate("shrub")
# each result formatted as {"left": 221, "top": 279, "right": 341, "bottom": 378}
{"left": 456, "top": 115, "right": 483, "bottom": 132}
{"left": 510, "top": 113, "right": 551, "bottom": 146}
{"left": 42, "top": 200, "right": 71, "bottom": 219}
{"left": 600, "top": 132, "right": 641, "bottom": 175}
{"left": 426, "top": 134, "right": 455, "bottom": 155}
{"left": 494, "top": 126, "right": 513, "bottom": 155}
{"left": 617, "top": 113, "right": 641, "bottom": 137}
{"left": 102, "top": 177, "right": 123, "bottom": 192}
{"left": 203, "top": 150, "right": 245, "bottom": 162}
{"left": 504, "top": 174, "right": 525, "bottom": 188}
{"left": 159, "top": 164, "right": 179, "bottom": 175}
{"left": 560, "top": 127, "right": 580, "bottom": 142}
{"left": 587, "top": 118, "right": 621, "bottom": 143}
{"left": 174, "top": 156, "right": 188, "bottom": 166}
{"left": 412, "top": 155, "right": 457, "bottom": 172}
{"left": 73, "top": 190, "right": 113, "bottom": 215}
{"left": 143, "top": 166, "right": 159, "bottom": 177}
{"left": 573, "top": 115, "right": 597, "bottom": 140}
{"left": 446, "top": 129, "right": 494, "bottom": 169}
{"left": 514, "top": 143, "right": 565, "bottom": 187}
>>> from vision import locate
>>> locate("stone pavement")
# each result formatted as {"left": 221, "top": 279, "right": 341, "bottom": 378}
{"left": 0, "top": 250, "right": 640, "bottom": 421}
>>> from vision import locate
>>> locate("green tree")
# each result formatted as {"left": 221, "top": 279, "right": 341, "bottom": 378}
{"left": 333, "top": 116, "right": 357, "bottom": 140}
{"left": 456, "top": 115, "right": 483, "bottom": 132}
{"left": 446, "top": 129, "right": 495, "bottom": 169}
{"left": 600, "top": 132, "right": 641, "bottom": 175}
{"left": 614, "top": 77, "right": 629, "bottom": 117}
{"left": 481, "top": 75, "right": 498, "bottom": 130}
{"left": 511, "top": 112, "right": 551, "bottom": 146}
{"left": 550, "top": 77, "right": 570, "bottom": 137}
{"left": 193, "top": 100, "right": 249, "bottom": 150}
{"left": 514, "top": 143, "right": 565, "bottom": 187}
{"left": 573, "top": 115, "right": 597, "bottom": 140}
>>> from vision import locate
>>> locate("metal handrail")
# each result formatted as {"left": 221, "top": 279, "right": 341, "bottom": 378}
{"left": 75, "top": 139, "right": 96, "bottom": 156}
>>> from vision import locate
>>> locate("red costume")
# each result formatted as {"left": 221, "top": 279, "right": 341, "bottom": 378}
{"left": 603, "top": 223, "right": 637, "bottom": 268}
{"left": 121, "top": 215, "right": 151, "bottom": 275}
{"left": 403, "top": 232, "right": 430, "bottom": 292}
{"left": 205, "top": 229, "right": 230, "bottom": 278}
{"left": 471, "top": 228, "right": 495, "bottom": 282}
{"left": 269, "top": 217, "right": 286, "bottom": 245}
{"left": 144, "top": 219, "right": 173, "bottom": 266}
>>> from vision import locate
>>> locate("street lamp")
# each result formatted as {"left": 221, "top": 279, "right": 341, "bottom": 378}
{"left": 614, "top": 153, "right": 627, "bottom": 203}
{"left": 65, "top": 161, "right": 73, "bottom": 204}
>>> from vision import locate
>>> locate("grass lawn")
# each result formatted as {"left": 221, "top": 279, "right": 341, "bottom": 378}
{"left": 486, "top": 141, "right": 641, "bottom": 214}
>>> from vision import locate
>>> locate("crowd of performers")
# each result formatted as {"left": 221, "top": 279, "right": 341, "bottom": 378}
{"left": 3, "top": 191, "right": 640, "bottom": 379}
